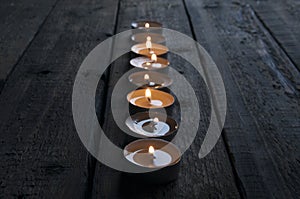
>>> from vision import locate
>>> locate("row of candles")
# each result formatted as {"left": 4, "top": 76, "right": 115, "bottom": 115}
{"left": 122, "top": 21, "right": 181, "bottom": 182}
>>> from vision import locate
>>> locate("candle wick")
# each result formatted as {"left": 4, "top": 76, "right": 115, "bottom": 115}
{"left": 147, "top": 97, "right": 151, "bottom": 103}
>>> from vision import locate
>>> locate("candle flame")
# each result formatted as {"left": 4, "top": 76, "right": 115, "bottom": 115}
{"left": 144, "top": 74, "right": 149, "bottom": 80}
{"left": 145, "top": 88, "right": 151, "bottom": 99}
{"left": 151, "top": 53, "right": 157, "bottom": 62}
{"left": 153, "top": 117, "right": 159, "bottom": 123}
{"left": 148, "top": 146, "right": 155, "bottom": 154}
{"left": 146, "top": 36, "right": 151, "bottom": 41}
{"left": 146, "top": 40, "right": 152, "bottom": 49}
{"left": 145, "top": 23, "right": 150, "bottom": 28}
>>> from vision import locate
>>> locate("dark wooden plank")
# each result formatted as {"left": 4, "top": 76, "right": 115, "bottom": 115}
{"left": 0, "top": 0, "right": 58, "bottom": 91}
{"left": 247, "top": 0, "right": 300, "bottom": 70}
{"left": 91, "top": 0, "right": 240, "bottom": 198}
{"left": 184, "top": 0, "right": 300, "bottom": 198}
{"left": 0, "top": 0, "right": 119, "bottom": 198}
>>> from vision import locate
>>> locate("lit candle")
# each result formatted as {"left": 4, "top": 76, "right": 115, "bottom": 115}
{"left": 130, "top": 56, "right": 170, "bottom": 70}
{"left": 127, "top": 89, "right": 174, "bottom": 109}
{"left": 144, "top": 73, "right": 151, "bottom": 86}
{"left": 131, "top": 32, "right": 166, "bottom": 44}
{"left": 145, "top": 88, "right": 151, "bottom": 103}
{"left": 142, "top": 73, "right": 156, "bottom": 87}
{"left": 124, "top": 139, "right": 181, "bottom": 169}
{"left": 153, "top": 117, "right": 159, "bottom": 123}
{"left": 125, "top": 112, "right": 178, "bottom": 138}
{"left": 151, "top": 53, "right": 157, "bottom": 62}
{"left": 145, "top": 38, "right": 152, "bottom": 53}
{"left": 144, "top": 73, "right": 150, "bottom": 81}
{"left": 148, "top": 146, "right": 155, "bottom": 158}
{"left": 131, "top": 21, "right": 162, "bottom": 29}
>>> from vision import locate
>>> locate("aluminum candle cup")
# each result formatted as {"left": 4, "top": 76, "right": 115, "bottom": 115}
{"left": 131, "top": 43, "right": 168, "bottom": 56}
{"left": 131, "top": 21, "right": 163, "bottom": 34}
{"left": 127, "top": 88, "right": 174, "bottom": 109}
{"left": 125, "top": 112, "right": 178, "bottom": 141}
{"left": 123, "top": 139, "right": 181, "bottom": 183}
{"left": 131, "top": 32, "right": 165, "bottom": 44}
{"left": 130, "top": 56, "right": 169, "bottom": 70}
{"left": 128, "top": 71, "right": 173, "bottom": 89}
{"left": 131, "top": 21, "right": 162, "bottom": 29}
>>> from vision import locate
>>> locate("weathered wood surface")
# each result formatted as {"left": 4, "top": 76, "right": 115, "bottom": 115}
{"left": 0, "top": 0, "right": 119, "bottom": 198}
{"left": 0, "top": 0, "right": 299, "bottom": 198}
{"left": 248, "top": 0, "right": 300, "bottom": 70}
{"left": 184, "top": 0, "right": 300, "bottom": 198}
{"left": 0, "top": 0, "right": 58, "bottom": 91}
{"left": 91, "top": 0, "right": 240, "bottom": 198}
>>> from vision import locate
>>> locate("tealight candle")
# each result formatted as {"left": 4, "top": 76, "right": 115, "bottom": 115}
{"left": 130, "top": 56, "right": 169, "bottom": 70}
{"left": 127, "top": 88, "right": 174, "bottom": 109}
{"left": 131, "top": 21, "right": 163, "bottom": 36}
{"left": 145, "top": 88, "right": 152, "bottom": 103}
{"left": 131, "top": 21, "right": 162, "bottom": 29}
{"left": 124, "top": 139, "right": 181, "bottom": 169}
{"left": 128, "top": 71, "right": 173, "bottom": 89}
{"left": 131, "top": 32, "right": 165, "bottom": 44}
{"left": 131, "top": 42, "right": 169, "bottom": 56}
{"left": 125, "top": 111, "right": 178, "bottom": 139}
{"left": 145, "top": 36, "right": 153, "bottom": 53}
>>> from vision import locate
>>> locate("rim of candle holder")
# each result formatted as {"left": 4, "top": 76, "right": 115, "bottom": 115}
{"left": 131, "top": 32, "right": 165, "bottom": 44}
{"left": 131, "top": 21, "right": 162, "bottom": 29}
{"left": 125, "top": 111, "right": 178, "bottom": 138}
{"left": 130, "top": 56, "right": 169, "bottom": 70}
{"left": 127, "top": 88, "right": 175, "bottom": 109}
{"left": 131, "top": 43, "right": 169, "bottom": 56}
{"left": 123, "top": 138, "right": 181, "bottom": 168}
{"left": 128, "top": 71, "right": 173, "bottom": 89}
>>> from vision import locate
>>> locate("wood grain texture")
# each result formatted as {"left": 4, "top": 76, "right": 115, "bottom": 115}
{"left": 0, "top": 0, "right": 58, "bottom": 92}
{"left": 91, "top": 0, "right": 240, "bottom": 198}
{"left": 247, "top": 0, "right": 300, "bottom": 70}
{"left": 0, "top": 0, "right": 119, "bottom": 198}
{"left": 0, "top": 0, "right": 299, "bottom": 198}
{"left": 184, "top": 0, "right": 300, "bottom": 198}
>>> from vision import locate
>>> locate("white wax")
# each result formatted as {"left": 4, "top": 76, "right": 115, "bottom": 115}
{"left": 149, "top": 100, "right": 163, "bottom": 106}
{"left": 151, "top": 63, "right": 162, "bottom": 68}
{"left": 126, "top": 149, "right": 172, "bottom": 168}
{"left": 129, "top": 96, "right": 163, "bottom": 107}
{"left": 152, "top": 150, "right": 172, "bottom": 167}
{"left": 133, "top": 118, "right": 170, "bottom": 137}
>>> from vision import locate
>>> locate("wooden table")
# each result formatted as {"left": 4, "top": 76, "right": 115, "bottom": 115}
{"left": 0, "top": 0, "right": 299, "bottom": 198}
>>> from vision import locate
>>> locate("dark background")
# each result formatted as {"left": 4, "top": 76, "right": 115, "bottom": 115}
{"left": 0, "top": 0, "right": 299, "bottom": 198}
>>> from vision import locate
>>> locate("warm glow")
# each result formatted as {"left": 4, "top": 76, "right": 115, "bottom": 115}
{"left": 145, "top": 23, "right": 150, "bottom": 28}
{"left": 146, "top": 40, "right": 152, "bottom": 49}
{"left": 148, "top": 146, "right": 155, "bottom": 154}
{"left": 153, "top": 117, "right": 159, "bottom": 123}
{"left": 144, "top": 74, "right": 150, "bottom": 80}
{"left": 145, "top": 88, "right": 151, "bottom": 99}
{"left": 146, "top": 62, "right": 151, "bottom": 66}
{"left": 146, "top": 36, "right": 151, "bottom": 41}
{"left": 151, "top": 53, "right": 157, "bottom": 62}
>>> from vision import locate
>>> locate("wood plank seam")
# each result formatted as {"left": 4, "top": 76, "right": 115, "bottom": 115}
{"left": 248, "top": 4, "right": 300, "bottom": 85}
{"left": 86, "top": 0, "right": 122, "bottom": 198}
{"left": 181, "top": 0, "right": 246, "bottom": 198}
{"left": 0, "top": 0, "right": 61, "bottom": 95}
